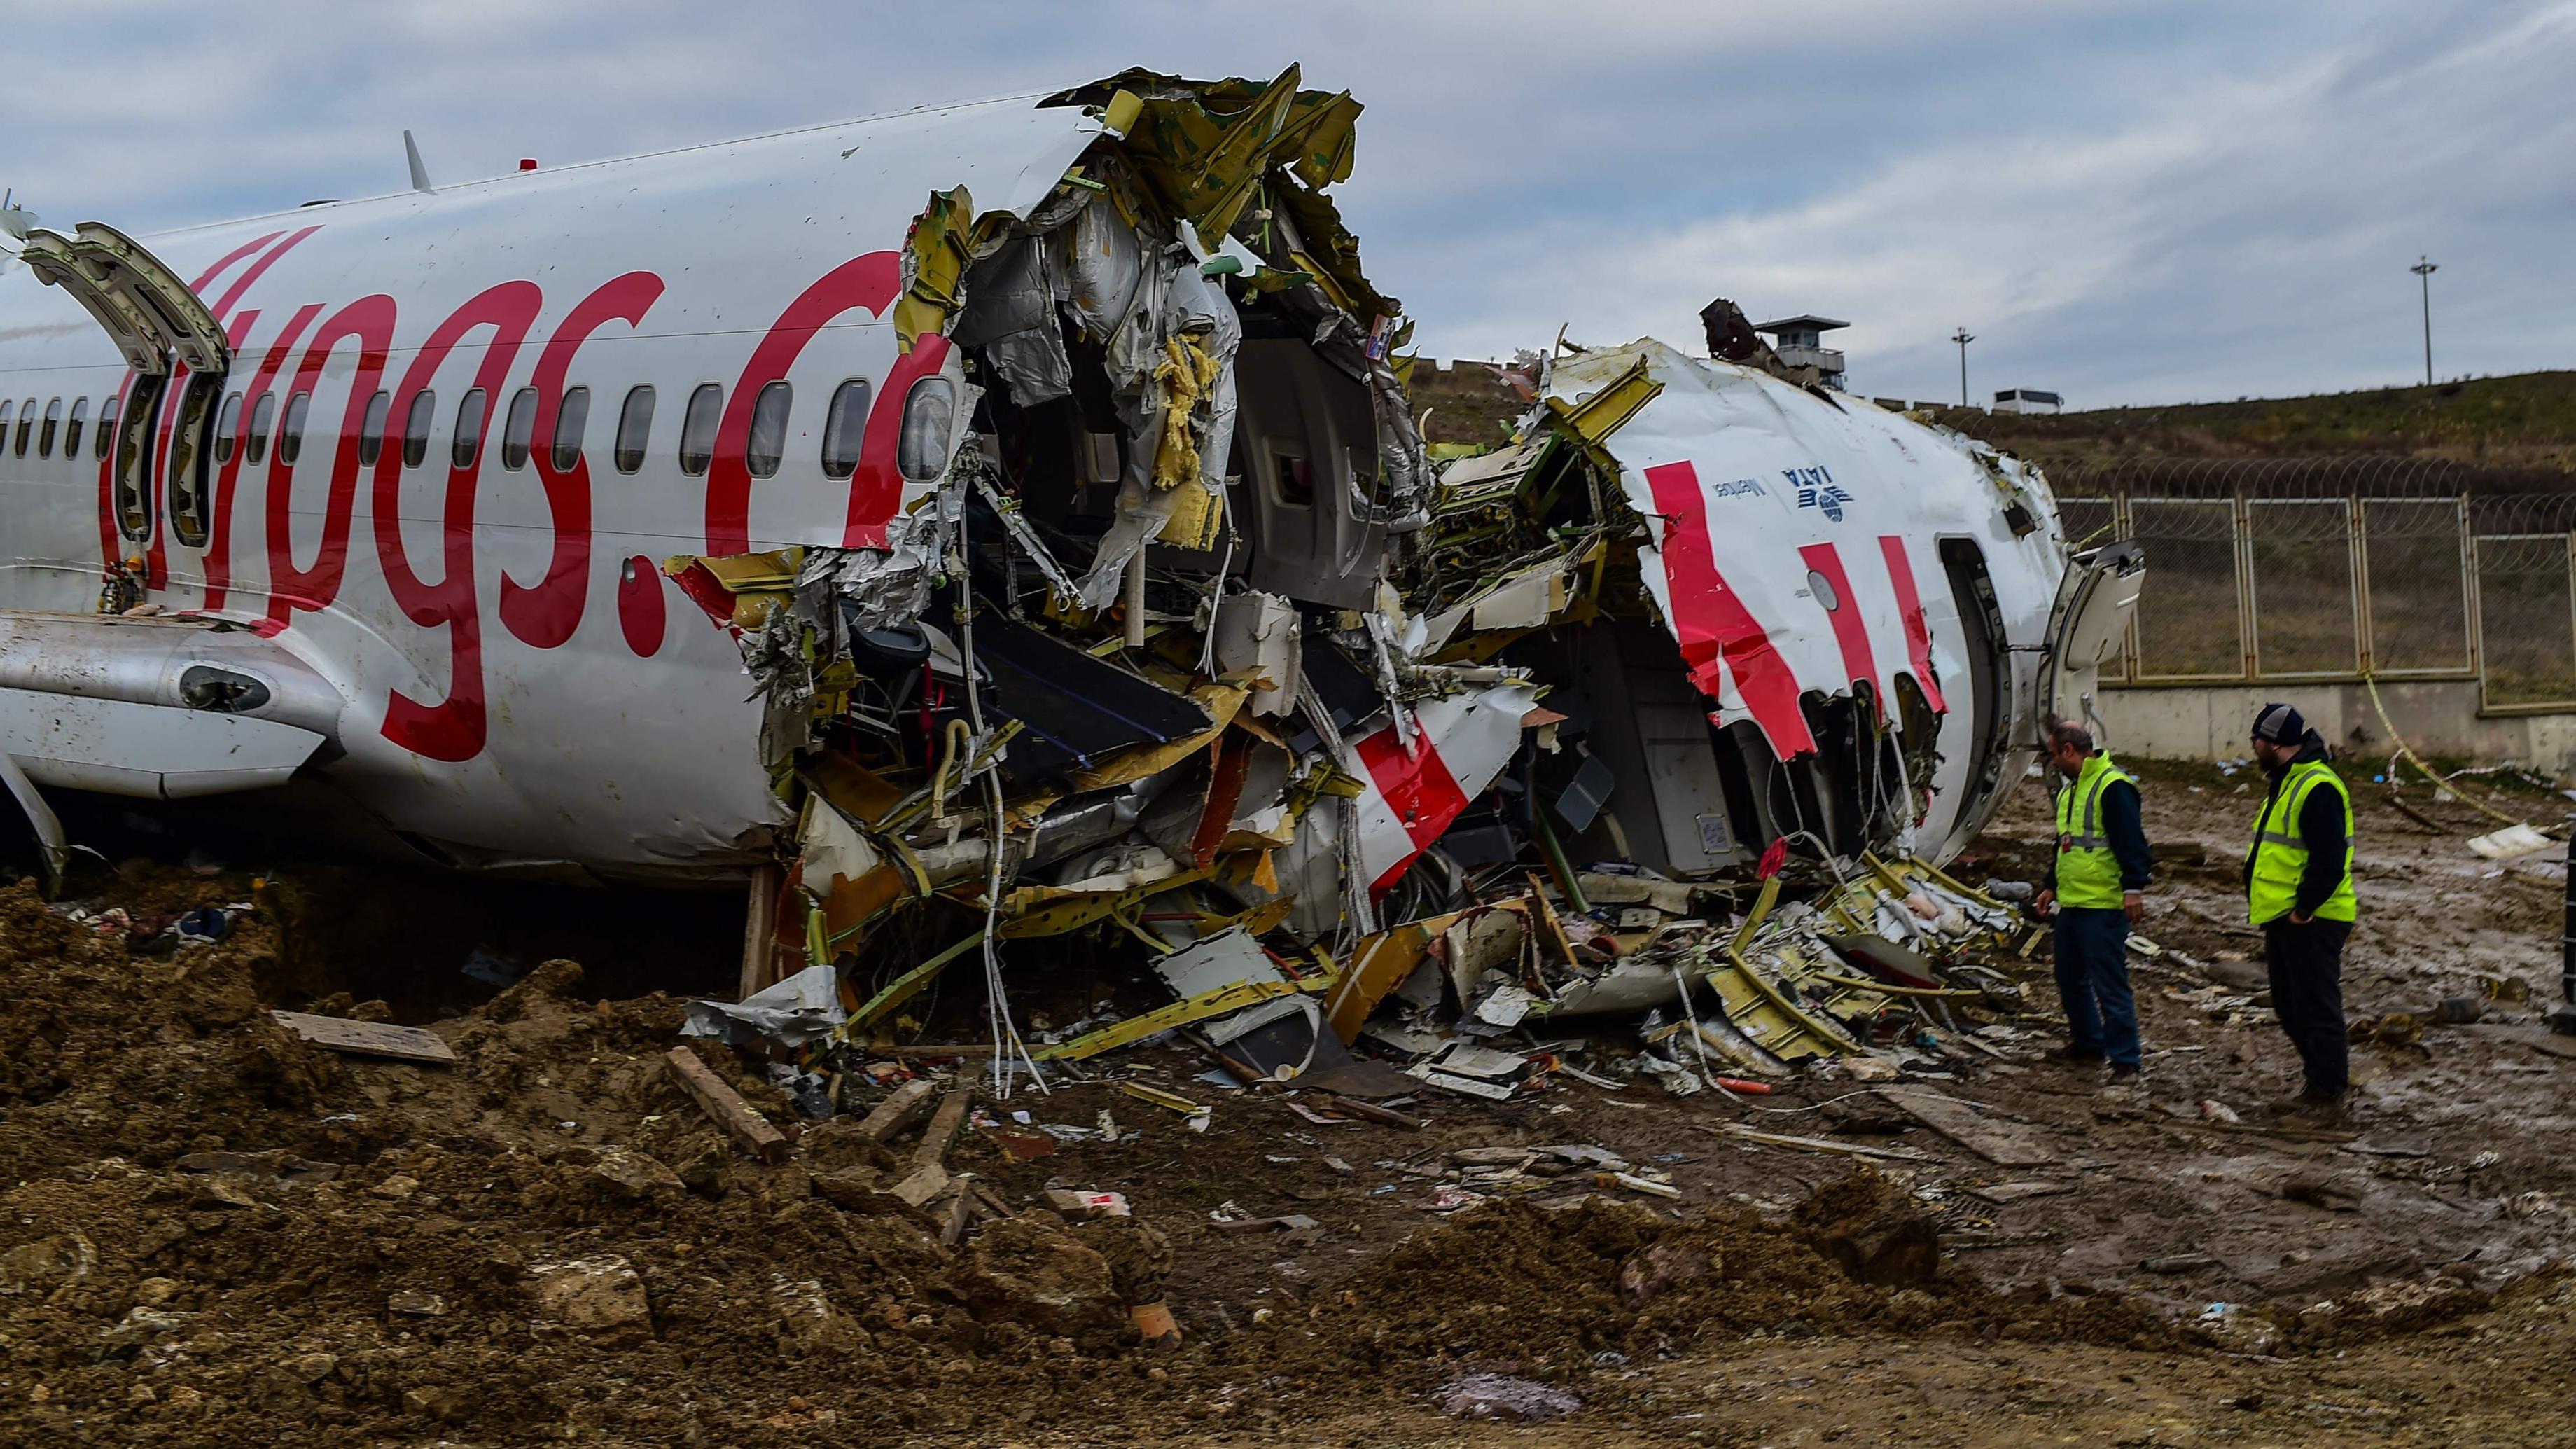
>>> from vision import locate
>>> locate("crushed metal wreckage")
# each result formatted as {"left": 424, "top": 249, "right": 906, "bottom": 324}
{"left": 662, "top": 69, "right": 2128, "bottom": 1107}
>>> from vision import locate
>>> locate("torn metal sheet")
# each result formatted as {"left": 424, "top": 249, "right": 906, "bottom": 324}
{"left": 609, "top": 67, "right": 2110, "bottom": 1097}
{"left": 683, "top": 964, "right": 849, "bottom": 1051}
{"left": 1151, "top": 926, "right": 1304, "bottom": 1044}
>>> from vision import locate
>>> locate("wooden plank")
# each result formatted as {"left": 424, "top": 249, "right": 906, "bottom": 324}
{"left": 940, "top": 1184, "right": 975, "bottom": 1247}
{"left": 1961, "top": 1179, "right": 2077, "bottom": 1204}
{"left": 912, "top": 1089, "right": 973, "bottom": 1174}
{"left": 1305, "top": 1090, "right": 1423, "bottom": 1130}
{"left": 739, "top": 862, "right": 784, "bottom": 999}
{"left": 1704, "top": 1122, "right": 1938, "bottom": 1163}
{"left": 887, "top": 1163, "right": 949, "bottom": 1207}
{"left": 270, "top": 1011, "right": 457, "bottom": 1065}
{"left": 1878, "top": 1089, "right": 2058, "bottom": 1167}
{"left": 853, "top": 1079, "right": 940, "bottom": 1145}
{"left": 662, "top": 1047, "right": 791, "bottom": 1165}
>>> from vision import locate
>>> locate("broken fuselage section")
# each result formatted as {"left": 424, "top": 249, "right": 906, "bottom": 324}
{"left": 674, "top": 69, "right": 1527, "bottom": 999}
{"left": 1400, "top": 319, "right": 2081, "bottom": 895}
{"left": 673, "top": 75, "right": 2126, "bottom": 1075}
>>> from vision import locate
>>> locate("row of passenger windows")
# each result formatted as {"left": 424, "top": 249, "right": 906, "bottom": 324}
{"left": 4, "top": 375, "right": 940, "bottom": 482}
{"left": 1, "top": 395, "right": 108, "bottom": 461}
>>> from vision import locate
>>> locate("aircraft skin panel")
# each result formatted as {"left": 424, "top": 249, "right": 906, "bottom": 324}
{"left": 0, "top": 96, "right": 1107, "bottom": 876}
{"left": 0, "top": 79, "right": 2085, "bottom": 889}
{"left": 1545, "top": 338, "right": 2066, "bottom": 853}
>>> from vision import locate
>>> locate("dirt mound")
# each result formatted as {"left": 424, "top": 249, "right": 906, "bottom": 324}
{"left": 1260, "top": 1172, "right": 2175, "bottom": 1392}
{"left": 0, "top": 878, "right": 1164, "bottom": 1443}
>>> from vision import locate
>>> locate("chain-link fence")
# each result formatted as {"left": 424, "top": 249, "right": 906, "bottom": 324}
{"left": 2052, "top": 457, "right": 2576, "bottom": 712}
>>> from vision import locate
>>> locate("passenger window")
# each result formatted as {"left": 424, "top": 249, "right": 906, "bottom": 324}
{"left": 39, "top": 399, "right": 61, "bottom": 458}
{"left": 64, "top": 398, "right": 88, "bottom": 459}
{"left": 245, "top": 394, "right": 274, "bottom": 466}
{"left": 452, "top": 387, "right": 489, "bottom": 469}
{"left": 0, "top": 403, "right": 13, "bottom": 450}
{"left": 357, "top": 391, "right": 391, "bottom": 468}
{"left": 501, "top": 387, "right": 537, "bottom": 471}
{"left": 114, "top": 377, "right": 164, "bottom": 541}
{"left": 821, "top": 379, "right": 870, "bottom": 479}
{"left": 896, "top": 377, "right": 956, "bottom": 483}
{"left": 11, "top": 397, "right": 30, "bottom": 457}
{"left": 278, "top": 391, "right": 312, "bottom": 466}
{"left": 214, "top": 394, "right": 244, "bottom": 465}
{"left": 95, "top": 396, "right": 119, "bottom": 461}
{"left": 613, "top": 385, "right": 654, "bottom": 474}
{"left": 745, "top": 381, "right": 790, "bottom": 479}
{"left": 678, "top": 383, "right": 721, "bottom": 477}
{"left": 1271, "top": 450, "right": 1314, "bottom": 508}
{"left": 551, "top": 386, "right": 590, "bottom": 473}
{"left": 402, "top": 390, "right": 435, "bottom": 469}
{"left": 167, "top": 373, "right": 222, "bottom": 548}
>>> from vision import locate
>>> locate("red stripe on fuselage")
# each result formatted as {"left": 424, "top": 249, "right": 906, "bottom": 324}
{"left": 372, "top": 281, "right": 545, "bottom": 763}
{"left": 202, "top": 302, "right": 323, "bottom": 612}
{"left": 99, "top": 230, "right": 286, "bottom": 572}
{"left": 142, "top": 227, "right": 317, "bottom": 588}
{"left": 500, "top": 271, "right": 664, "bottom": 650}
{"left": 1356, "top": 722, "right": 1471, "bottom": 896}
{"left": 1642, "top": 459, "right": 1816, "bottom": 756}
{"left": 1796, "top": 541, "right": 1877, "bottom": 709}
{"left": 844, "top": 333, "right": 950, "bottom": 548}
{"left": 705, "top": 250, "right": 900, "bottom": 555}
{"left": 1877, "top": 534, "right": 1947, "bottom": 713}
{"left": 261, "top": 296, "right": 397, "bottom": 631}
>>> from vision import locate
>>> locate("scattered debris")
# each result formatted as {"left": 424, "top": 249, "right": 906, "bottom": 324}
{"left": 662, "top": 1046, "right": 793, "bottom": 1165}
{"left": 267, "top": 1010, "right": 456, "bottom": 1065}
{"left": 1437, "top": 1373, "right": 1582, "bottom": 1423}
{"left": 1878, "top": 1088, "right": 2057, "bottom": 1167}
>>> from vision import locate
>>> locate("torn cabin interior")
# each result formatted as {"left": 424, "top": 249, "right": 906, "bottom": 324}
{"left": 667, "top": 70, "right": 2122, "bottom": 1096}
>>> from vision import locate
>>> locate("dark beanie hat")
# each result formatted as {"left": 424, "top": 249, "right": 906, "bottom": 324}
{"left": 2251, "top": 702, "right": 2305, "bottom": 743}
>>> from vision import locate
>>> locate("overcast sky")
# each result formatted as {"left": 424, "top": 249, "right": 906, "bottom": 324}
{"left": 3, "top": 1, "right": 2568, "bottom": 408}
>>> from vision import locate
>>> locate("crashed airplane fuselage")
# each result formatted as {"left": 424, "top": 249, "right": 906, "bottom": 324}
{"left": 0, "top": 70, "right": 2136, "bottom": 988}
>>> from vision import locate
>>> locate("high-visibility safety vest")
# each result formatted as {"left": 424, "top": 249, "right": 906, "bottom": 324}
{"left": 2052, "top": 751, "right": 2136, "bottom": 910}
{"left": 2247, "top": 758, "right": 2357, "bottom": 925}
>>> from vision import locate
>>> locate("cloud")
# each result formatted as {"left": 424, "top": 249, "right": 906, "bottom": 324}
{"left": 1, "top": 1, "right": 2565, "bottom": 405}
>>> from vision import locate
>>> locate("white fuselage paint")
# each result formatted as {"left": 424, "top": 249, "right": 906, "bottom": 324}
{"left": 0, "top": 101, "right": 2067, "bottom": 885}
{"left": 0, "top": 96, "right": 1097, "bottom": 879}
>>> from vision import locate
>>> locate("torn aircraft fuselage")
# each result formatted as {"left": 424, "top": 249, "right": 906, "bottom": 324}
{"left": 0, "top": 71, "right": 2130, "bottom": 1025}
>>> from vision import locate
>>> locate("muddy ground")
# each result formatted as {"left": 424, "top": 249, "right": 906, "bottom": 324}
{"left": 3, "top": 756, "right": 2572, "bottom": 1445}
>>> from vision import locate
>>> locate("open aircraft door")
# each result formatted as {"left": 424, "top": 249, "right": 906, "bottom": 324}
{"left": 2037, "top": 539, "right": 2145, "bottom": 745}
{"left": 18, "top": 222, "right": 230, "bottom": 376}
{"left": 18, "top": 222, "right": 232, "bottom": 546}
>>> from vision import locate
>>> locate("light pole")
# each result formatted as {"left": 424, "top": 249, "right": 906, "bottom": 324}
{"left": 1950, "top": 328, "right": 1975, "bottom": 408}
{"left": 2410, "top": 256, "right": 2437, "bottom": 387}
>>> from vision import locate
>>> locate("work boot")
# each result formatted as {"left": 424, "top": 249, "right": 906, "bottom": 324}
{"left": 2107, "top": 1062, "right": 2142, "bottom": 1083}
{"left": 2045, "top": 1046, "right": 2105, "bottom": 1067}
{"left": 2274, "top": 1091, "right": 2346, "bottom": 1127}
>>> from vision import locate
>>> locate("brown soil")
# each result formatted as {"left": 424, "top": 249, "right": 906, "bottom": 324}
{"left": 4, "top": 754, "right": 2574, "bottom": 1445}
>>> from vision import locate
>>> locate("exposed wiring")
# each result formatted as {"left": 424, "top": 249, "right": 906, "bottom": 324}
{"left": 954, "top": 494, "right": 1046, "bottom": 1098}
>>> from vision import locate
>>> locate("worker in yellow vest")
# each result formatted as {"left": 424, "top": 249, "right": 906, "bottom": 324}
{"left": 2033, "top": 721, "right": 2151, "bottom": 1081}
{"left": 2243, "top": 702, "right": 2357, "bottom": 1116}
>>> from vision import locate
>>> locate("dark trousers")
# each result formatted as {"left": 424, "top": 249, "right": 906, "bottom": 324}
{"left": 2052, "top": 906, "right": 2140, "bottom": 1068}
{"left": 2264, "top": 917, "right": 2351, "bottom": 1100}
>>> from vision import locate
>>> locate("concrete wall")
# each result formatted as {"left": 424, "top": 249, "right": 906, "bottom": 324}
{"left": 2096, "top": 679, "right": 2576, "bottom": 777}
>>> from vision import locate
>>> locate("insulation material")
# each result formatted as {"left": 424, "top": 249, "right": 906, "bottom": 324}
{"left": 950, "top": 234, "right": 1073, "bottom": 405}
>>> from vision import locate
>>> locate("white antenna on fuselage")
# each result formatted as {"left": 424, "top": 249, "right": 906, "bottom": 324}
{"left": 403, "top": 131, "right": 435, "bottom": 195}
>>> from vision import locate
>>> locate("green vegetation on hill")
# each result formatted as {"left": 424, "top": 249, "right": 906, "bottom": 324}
{"left": 1924, "top": 370, "right": 2576, "bottom": 473}
{"left": 1407, "top": 359, "right": 1531, "bottom": 447}
{"left": 1402, "top": 361, "right": 2576, "bottom": 475}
